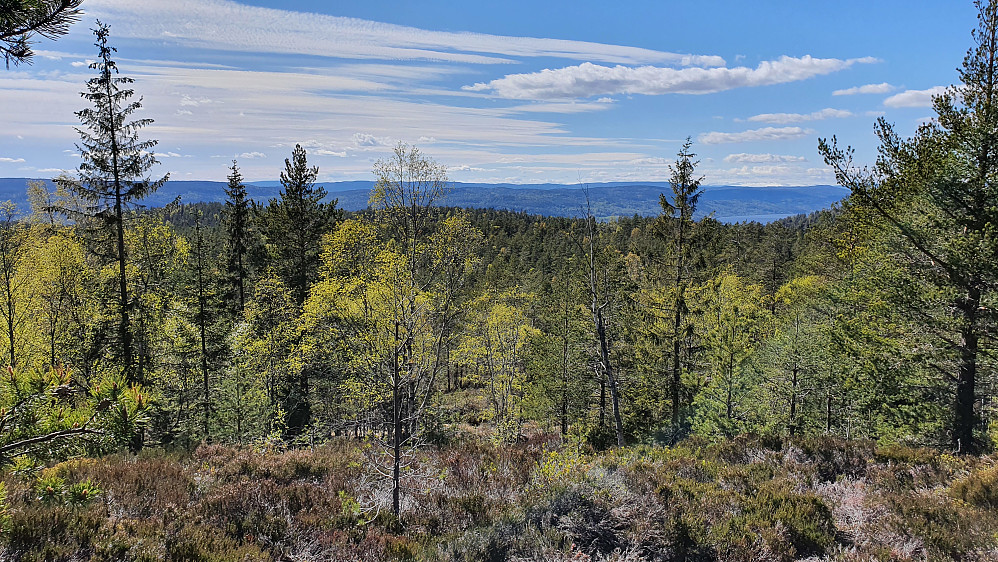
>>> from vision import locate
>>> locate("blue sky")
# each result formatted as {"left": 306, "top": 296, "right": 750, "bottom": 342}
{"left": 0, "top": 0, "right": 980, "bottom": 185}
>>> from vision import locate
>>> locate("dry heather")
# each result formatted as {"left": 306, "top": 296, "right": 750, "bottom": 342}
{"left": 1, "top": 434, "right": 996, "bottom": 561}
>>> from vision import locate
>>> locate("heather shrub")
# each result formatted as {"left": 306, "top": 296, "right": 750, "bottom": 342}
{"left": 877, "top": 491, "right": 998, "bottom": 560}
{"left": 6, "top": 502, "right": 106, "bottom": 561}
{"left": 950, "top": 462, "right": 998, "bottom": 509}
{"left": 794, "top": 436, "right": 873, "bottom": 482}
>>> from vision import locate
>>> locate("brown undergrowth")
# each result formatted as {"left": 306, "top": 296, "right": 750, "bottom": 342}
{"left": 0, "top": 434, "right": 995, "bottom": 561}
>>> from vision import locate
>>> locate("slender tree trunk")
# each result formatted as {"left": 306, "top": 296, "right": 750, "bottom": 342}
{"left": 826, "top": 391, "right": 832, "bottom": 433}
{"left": 196, "top": 222, "right": 210, "bottom": 442}
{"left": 236, "top": 247, "right": 245, "bottom": 313}
{"left": 4, "top": 279, "right": 14, "bottom": 369}
{"left": 789, "top": 366, "right": 799, "bottom": 436}
{"left": 392, "top": 321, "right": 402, "bottom": 520}
{"left": 726, "top": 349, "right": 734, "bottom": 421}
{"left": 596, "top": 308, "right": 624, "bottom": 446}
{"left": 954, "top": 286, "right": 980, "bottom": 453}
{"left": 671, "top": 218, "right": 686, "bottom": 426}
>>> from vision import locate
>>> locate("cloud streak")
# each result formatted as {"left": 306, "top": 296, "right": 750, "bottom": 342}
{"left": 833, "top": 82, "right": 895, "bottom": 95}
{"left": 85, "top": 0, "right": 722, "bottom": 67}
{"left": 884, "top": 86, "right": 947, "bottom": 107}
{"left": 746, "top": 108, "right": 852, "bottom": 124}
{"left": 699, "top": 127, "right": 814, "bottom": 145}
{"left": 464, "top": 56, "right": 877, "bottom": 99}
{"left": 724, "top": 153, "right": 807, "bottom": 163}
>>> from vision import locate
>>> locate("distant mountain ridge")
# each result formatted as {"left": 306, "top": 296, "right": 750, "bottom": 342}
{"left": 0, "top": 178, "right": 847, "bottom": 223}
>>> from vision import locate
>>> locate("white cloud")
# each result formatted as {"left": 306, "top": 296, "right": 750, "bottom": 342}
{"left": 179, "top": 95, "right": 216, "bottom": 107}
{"left": 464, "top": 56, "right": 877, "bottom": 100}
{"left": 884, "top": 86, "right": 948, "bottom": 108}
{"left": 746, "top": 108, "right": 852, "bottom": 124}
{"left": 351, "top": 133, "right": 394, "bottom": 148}
{"left": 833, "top": 82, "right": 895, "bottom": 96}
{"left": 85, "top": 0, "right": 722, "bottom": 67}
{"left": 699, "top": 127, "right": 814, "bottom": 145}
{"left": 315, "top": 149, "right": 347, "bottom": 157}
{"left": 0, "top": 157, "right": 26, "bottom": 163}
{"left": 237, "top": 151, "right": 266, "bottom": 159}
{"left": 724, "top": 153, "right": 807, "bottom": 163}
{"left": 707, "top": 164, "right": 835, "bottom": 186}
{"left": 505, "top": 101, "right": 616, "bottom": 114}
{"left": 449, "top": 165, "right": 489, "bottom": 172}
{"left": 627, "top": 157, "right": 670, "bottom": 165}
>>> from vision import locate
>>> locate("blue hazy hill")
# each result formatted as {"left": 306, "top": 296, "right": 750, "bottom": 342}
{"left": 0, "top": 178, "right": 847, "bottom": 223}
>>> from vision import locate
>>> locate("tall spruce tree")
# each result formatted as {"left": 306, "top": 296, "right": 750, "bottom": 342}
{"left": 260, "top": 144, "right": 338, "bottom": 306}
{"left": 657, "top": 138, "right": 704, "bottom": 426}
{"left": 223, "top": 160, "right": 250, "bottom": 314}
{"left": 821, "top": 0, "right": 998, "bottom": 453}
{"left": 56, "top": 22, "right": 166, "bottom": 383}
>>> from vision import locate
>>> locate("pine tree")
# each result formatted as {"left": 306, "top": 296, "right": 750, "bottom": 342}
{"left": 821, "top": 0, "right": 998, "bottom": 453}
{"left": 55, "top": 22, "right": 167, "bottom": 384}
{"left": 1, "top": 0, "right": 82, "bottom": 67}
{"left": 260, "top": 144, "right": 338, "bottom": 307}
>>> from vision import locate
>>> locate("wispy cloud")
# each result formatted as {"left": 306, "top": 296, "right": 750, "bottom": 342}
{"left": 724, "top": 153, "right": 807, "bottom": 163}
{"left": 237, "top": 151, "right": 266, "bottom": 159}
{"left": 699, "top": 127, "right": 814, "bottom": 145}
{"left": 86, "top": 0, "right": 722, "bottom": 67}
{"left": 884, "top": 86, "right": 947, "bottom": 107}
{"left": 746, "top": 108, "right": 852, "bottom": 124}
{"left": 833, "top": 82, "right": 895, "bottom": 96}
{"left": 708, "top": 164, "right": 834, "bottom": 186}
{"left": 0, "top": 157, "right": 26, "bottom": 163}
{"left": 504, "top": 101, "right": 615, "bottom": 114}
{"left": 465, "top": 56, "right": 877, "bottom": 100}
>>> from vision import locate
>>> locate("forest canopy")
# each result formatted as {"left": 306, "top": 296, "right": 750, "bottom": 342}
{"left": 0, "top": 5, "right": 997, "bottom": 560}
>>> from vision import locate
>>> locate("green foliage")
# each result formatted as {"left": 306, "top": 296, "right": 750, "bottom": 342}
{"left": 258, "top": 143, "right": 339, "bottom": 308}
{"left": 0, "top": 364, "right": 149, "bottom": 466}
{"left": 0, "top": 0, "right": 83, "bottom": 67}
{"left": 951, "top": 463, "right": 998, "bottom": 509}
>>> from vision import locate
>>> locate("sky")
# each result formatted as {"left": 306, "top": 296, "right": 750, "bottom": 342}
{"left": 0, "top": 0, "right": 981, "bottom": 185}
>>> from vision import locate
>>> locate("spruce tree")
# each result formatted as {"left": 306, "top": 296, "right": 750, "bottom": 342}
{"left": 223, "top": 160, "right": 250, "bottom": 314}
{"left": 56, "top": 22, "right": 167, "bottom": 383}
{"left": 657, "top": 138, "right": 704, "bottom": 426}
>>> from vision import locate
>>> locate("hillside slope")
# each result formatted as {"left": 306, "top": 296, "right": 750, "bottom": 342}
{"left": 0, "top": 178, "right": 847, "bottom": 222}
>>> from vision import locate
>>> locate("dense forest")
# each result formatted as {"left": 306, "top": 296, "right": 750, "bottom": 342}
{"left": 1, "top": 2, "right": 997, "bottom": 561}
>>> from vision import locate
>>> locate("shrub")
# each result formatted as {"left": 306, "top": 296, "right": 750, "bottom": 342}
{"left": 950, "top": 463, "right": 998, "bottom": 509}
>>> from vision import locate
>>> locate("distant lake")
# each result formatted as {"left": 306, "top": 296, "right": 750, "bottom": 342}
{"left": 717, "top": 214, "right": 800, "bottom": 224}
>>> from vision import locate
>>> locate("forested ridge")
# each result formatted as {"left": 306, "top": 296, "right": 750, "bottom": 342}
{"left": 1, "top": 2, "right": 998, "bottom": 561}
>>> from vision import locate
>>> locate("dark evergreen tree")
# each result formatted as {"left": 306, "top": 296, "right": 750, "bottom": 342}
{"left": 656, "top": 138, "right": 704, "bottom": 426}
{"left": 223, "top": 160, "right": 250, "bottom": 314}
{"left": 260, "top": 144, "right": 338, "bottom": 306}
{"left": 821, "top": 0, "right": 998, "bottom": 453}
{"left": 55, "top": 22, "right": 167, "bottom": 384}
{"left": 1, "top": 0, "right": 82, "bottom": 67}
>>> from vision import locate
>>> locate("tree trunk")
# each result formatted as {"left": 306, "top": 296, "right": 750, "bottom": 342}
{"left": 196, "top": 224, "right": 210, "bottom": 442}
{"left": 954, "top": 286, "right": 980, "bottom": 454}
{"left": 392, "top": 321, "right": 402, "bottom": 520}
{"left": 596, "top": 308, "right": 624, "bottom": 446}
